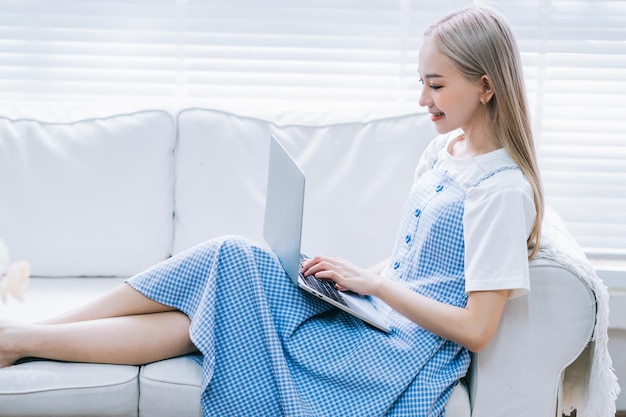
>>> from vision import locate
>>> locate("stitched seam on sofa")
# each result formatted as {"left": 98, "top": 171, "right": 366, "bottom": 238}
{"left": 177, "top": 107, "right": 429, "bottom": 129}
{"left": 0, "top": 109, "right": 175, "bottom": 126}
{"left": 0, "top": 377, "right": 138, "bottom": 395}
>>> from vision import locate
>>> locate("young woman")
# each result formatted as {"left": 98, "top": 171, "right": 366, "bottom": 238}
{"left": 1, "top": 5, "right": 543, "bottom": 416}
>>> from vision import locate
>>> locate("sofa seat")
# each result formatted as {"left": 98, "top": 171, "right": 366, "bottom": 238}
{"left": 0, "top": 361, "right": 138, "bottom": 417}
{"left": 1, "top": 277, "right": 471, "bottom": 417}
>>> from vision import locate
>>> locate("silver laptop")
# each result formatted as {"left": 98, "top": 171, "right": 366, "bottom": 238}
{"left": 263, "top": 135, "right": 391, "bottom": 333}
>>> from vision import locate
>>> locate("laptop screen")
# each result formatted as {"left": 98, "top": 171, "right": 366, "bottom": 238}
{"left": 263, "top": 135, "right": 306, "bottom": 284}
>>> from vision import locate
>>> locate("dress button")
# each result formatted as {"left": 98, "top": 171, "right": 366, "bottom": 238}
{"left": 405, "top": 235, "right": 411, "bottom": 243}
{"left": 436, "top": 184, "right": 444, "bottom": 192}
{"left": 393, "top": 261, "right": 400, "bottom": 269}
{"left": 414, "top": 208, "right": 421, "bottom": 217}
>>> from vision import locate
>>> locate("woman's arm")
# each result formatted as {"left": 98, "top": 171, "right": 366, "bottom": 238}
{"left": 301, "top": 256, "right": 508, "bottom": 352}
{"left": 376, "top": 279, "right": 508, "bottom": 352}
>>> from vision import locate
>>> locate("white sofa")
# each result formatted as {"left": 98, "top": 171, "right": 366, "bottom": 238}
{"left": 0, "top": 107, "right": 596, "bottom": 416}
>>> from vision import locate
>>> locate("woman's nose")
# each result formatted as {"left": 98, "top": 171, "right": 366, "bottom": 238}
{"left": 418, "top": 87, "right": 431, "bottom": 108}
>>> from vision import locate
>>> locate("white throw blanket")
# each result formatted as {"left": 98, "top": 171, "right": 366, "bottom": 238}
{"left": 536, "top": 207, "right": 620, "bottom": 417}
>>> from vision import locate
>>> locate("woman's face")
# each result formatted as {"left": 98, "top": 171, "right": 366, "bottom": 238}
{"left": 418, "top": 37, "right": 485, "bottom": 135}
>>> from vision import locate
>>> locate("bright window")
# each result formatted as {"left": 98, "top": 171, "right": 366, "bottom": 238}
{"left": 0, "top": 0, "right": 624, "bottom": 282}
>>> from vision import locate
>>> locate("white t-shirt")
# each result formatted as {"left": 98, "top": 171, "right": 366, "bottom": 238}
{"left": 414, "top": 131, "right": 536, "bottom": 299}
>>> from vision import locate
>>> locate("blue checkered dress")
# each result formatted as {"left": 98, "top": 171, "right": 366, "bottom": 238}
{"left": 127, "top": 162, "right": 517, "bottom": 416}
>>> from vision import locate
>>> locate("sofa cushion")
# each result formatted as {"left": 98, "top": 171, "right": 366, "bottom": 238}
{"left": 0, "top": 361, "right": 139, "bottom": 417}
{"left": 138, "top": 356, "right": 470, "bottom": 417}
{"left": 139, "top": 357, "right": 202, "bottom": 417}
{"left": 0, "top": 111, "right": 175, "bottom": 276}
{"left": 174, "top": 108, "right": 436, "bottom": 266}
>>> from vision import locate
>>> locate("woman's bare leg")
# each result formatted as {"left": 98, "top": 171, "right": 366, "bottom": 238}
{"left": 38, "top": 283, "right": 175, "bottom": 325}
{"left": 1, "top": 279, "right": 199, "bottom": 368}
{"left": 1, "top": 311, "right": 197, "bottom": 368}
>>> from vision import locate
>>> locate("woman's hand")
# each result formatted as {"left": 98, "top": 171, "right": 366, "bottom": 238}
{"left": 301, "top": 256, "right": 508, "bottom": 352}
{"left": 300, "top": 256, "right": 386, "bottom": 296}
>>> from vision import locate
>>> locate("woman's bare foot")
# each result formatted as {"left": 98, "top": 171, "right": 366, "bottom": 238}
{"left": 0, "top": 321, "right": 27, "bottom": 368}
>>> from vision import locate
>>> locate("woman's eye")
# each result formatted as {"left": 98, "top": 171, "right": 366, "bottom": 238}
{"left": 419, "top": 78, "right": 441, "bottom": 89}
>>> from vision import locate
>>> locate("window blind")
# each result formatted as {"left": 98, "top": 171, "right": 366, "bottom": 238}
{"left": 0, "top": 0, "right": 624, "bottom": 277}
{"left": 480, "top": 0, "right": 626, "bottom": 274}
{"left": 0, "top": 0, "right": 182, "bottom": 103}
{"left": 541, "top": 1, "right": 626, "bottom": 268}
{"left": 0, "top": 0, "right": 466, "bottom": 107}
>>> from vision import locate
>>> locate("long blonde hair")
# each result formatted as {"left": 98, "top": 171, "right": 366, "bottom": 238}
{"left": 424, "top": 5, "right": 543, "bottom": 258}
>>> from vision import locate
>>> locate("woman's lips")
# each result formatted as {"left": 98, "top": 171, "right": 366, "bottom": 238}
{"left": 431, "top": 112, "right": 444, "bottom": 122}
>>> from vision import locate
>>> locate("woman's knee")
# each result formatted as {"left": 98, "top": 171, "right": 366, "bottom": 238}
{"left": 214, "top": 234, "right": 259, "bottom": 255}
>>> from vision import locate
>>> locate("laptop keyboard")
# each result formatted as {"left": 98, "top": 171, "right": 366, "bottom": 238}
{"left": 299, "top": 272, "right": 348, "bottom": 306}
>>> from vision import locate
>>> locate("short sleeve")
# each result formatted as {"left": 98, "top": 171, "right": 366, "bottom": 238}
{"left": 463, "top": 172, "right": 536, "bottom": 299}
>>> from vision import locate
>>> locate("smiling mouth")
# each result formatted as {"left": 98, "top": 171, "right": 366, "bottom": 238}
{"left": 431, "top": 111, "right": 445, "bottom": 121}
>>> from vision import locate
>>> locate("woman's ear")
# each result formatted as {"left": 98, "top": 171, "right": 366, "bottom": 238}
{"left": 480, "top": 74, "right": 495, "bottom": 104}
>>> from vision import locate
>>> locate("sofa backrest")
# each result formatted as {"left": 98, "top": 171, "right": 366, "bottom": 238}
{"left": 0, "top": 107, "right": 436, "bottom": 277}
{"left": 0, "top": 111, "right": 176, "bottom": 277}
{"left": 173, "top": 108, "right": 436, "bottom": 266}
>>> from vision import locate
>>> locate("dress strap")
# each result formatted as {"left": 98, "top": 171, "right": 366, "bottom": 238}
{"left": 471, "top": 165, "right": 521, "bottom": 187}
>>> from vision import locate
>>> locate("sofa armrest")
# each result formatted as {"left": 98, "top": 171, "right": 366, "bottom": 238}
{"left": 466, "top": 258, "right": 596, "bottom": 417}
